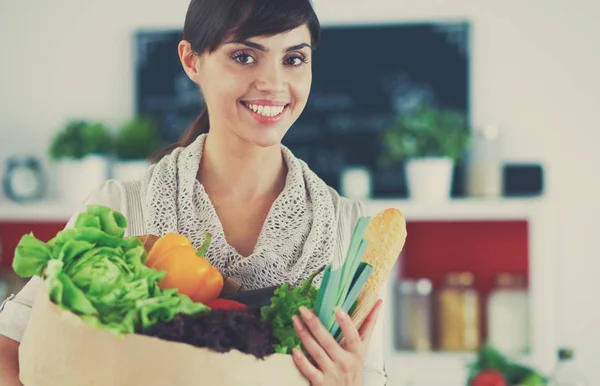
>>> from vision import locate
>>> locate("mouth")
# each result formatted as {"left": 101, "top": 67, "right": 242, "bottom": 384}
{"left": 240, "top": 101, "right": 290, "bottom": 122}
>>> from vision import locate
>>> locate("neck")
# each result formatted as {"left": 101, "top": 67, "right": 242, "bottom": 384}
{"left": 197, "top": 132, "right": 287, "bottom": 201}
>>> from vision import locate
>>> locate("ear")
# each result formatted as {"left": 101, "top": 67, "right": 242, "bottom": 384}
{"left": 178, "top": 40, "right": 201, "bottom": 83}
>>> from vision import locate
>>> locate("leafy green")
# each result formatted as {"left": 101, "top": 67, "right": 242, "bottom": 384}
{"left": 12, "top": 205, "right": 208, "bottom": 335}
{"left": 314, "top": 216, "right": 374, "bottom": 339}
{"left": 261, "top": 216, "right": 375, "bottom": 354}
{"left": 261, "top": 269, "right": 320, "bottom": 354}
{"left": 12, "top": 234, "right": 53, "bottom": 277}
{"left": 333, "top": 262, "right": 373, "bottom": 339}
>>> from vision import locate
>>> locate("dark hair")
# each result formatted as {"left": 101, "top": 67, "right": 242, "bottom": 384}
{"left": 151, "top": 0, "right": 321, "bottom": 162}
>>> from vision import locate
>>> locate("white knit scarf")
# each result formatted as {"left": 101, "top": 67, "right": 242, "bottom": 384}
{"left": 140, "top": 134, "right": 336, "bottom": 290}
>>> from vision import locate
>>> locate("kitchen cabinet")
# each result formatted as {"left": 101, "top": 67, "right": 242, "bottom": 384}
{"left": 364, "top": 197, "right": 556, "bottom": 386}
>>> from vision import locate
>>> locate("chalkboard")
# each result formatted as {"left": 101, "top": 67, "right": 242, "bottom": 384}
{"left": 135, "top": 22, "right": 470, "bottom": 198}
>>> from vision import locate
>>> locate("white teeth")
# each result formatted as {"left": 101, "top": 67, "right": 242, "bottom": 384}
{"left": 245, "top": 103, "right": 285, "bottom": 117}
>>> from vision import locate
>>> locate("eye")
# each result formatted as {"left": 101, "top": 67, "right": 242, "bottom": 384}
{"left": 232, "top": 52, "right": 256, "bottom": 65}
{"left": 285, "top": 54, "right": 308, "bottom": 67}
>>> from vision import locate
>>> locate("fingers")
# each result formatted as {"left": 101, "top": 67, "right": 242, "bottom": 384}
{"left": 335, "top": 306, "right": 362, "bottom": 355}
{"left": 295, "top": 306, "right": 348, "bottom": 364}
{"left": 357, "top": 299, "right": 383, "bottom": 344}
{"left": 292, "top": 313, "right": 333, "bottom": 372}
{"left": 292, "top": 347, "right": 323, "bottom": 385}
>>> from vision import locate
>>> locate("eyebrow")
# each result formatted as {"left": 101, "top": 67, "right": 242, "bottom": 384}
{"left": 225, "top": 40, "right": 312, "bottom": 52}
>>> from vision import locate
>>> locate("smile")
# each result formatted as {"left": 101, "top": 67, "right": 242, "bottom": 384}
{"left": 241, "top": 101, "right": 289, "bottom": 121}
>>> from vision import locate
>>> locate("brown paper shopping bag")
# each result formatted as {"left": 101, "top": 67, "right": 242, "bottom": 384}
{"left": 19, "top": 286, "right": 309, "bottom": 386}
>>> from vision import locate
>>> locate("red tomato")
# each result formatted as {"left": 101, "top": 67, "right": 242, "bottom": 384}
{"left": 471, "top": 370, "right": 508, "bottom": 386}
{"left": 204, "top": 298, "right": 248, "bottom": 311}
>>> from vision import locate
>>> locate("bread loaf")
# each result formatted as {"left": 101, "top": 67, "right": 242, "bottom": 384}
{"left": 351, "top": 208, "right": 407, "bottom": 331}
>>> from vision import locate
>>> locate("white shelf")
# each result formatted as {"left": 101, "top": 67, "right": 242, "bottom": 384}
{"left": 363, "top": 196, "right": 547, "bottom": 221}
{"left": 383, "top": 351, "right": 539, "bottom": 386}
{"left": 0, "top": 197, "right": 548, "bottom": 223}
{"left": 0, "top": 201, "right": 77, "bottom": 221}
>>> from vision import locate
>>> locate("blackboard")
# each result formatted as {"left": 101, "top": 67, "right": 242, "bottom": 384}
{"left": 135, "top": 22, "right": 470, "bottom": 198}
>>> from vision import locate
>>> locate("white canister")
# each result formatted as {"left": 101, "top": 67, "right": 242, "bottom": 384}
{"left": 466, "top": 124, "right": 503, "bottom": 198}
{"left": 340, "top": 166, "right": 372, "bottom": 200}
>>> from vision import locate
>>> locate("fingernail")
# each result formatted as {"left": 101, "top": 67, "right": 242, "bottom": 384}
{"left": 292, "top": 348, "right": 302, "bottom": 358}
{"left": 292, "top": 315, "right": 304, "bottom": 330}
{"left": 334, "top": 306, "right": 348, "bottom": 319}
{"left": 299, "top": 306, "right": 313, "bottom": 320}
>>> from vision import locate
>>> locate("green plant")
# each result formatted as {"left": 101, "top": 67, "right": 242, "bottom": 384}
{"left": 466, "top": 344, "right": 546, "bottom": 386}
{"left": 114, "top": 116, "right": 161, "bottom": 161}
{"left": 380, "top": 106, "right": 470, "bottom": 164}
{"left": 49, "top": 120, "right": 113, "bottom": 161}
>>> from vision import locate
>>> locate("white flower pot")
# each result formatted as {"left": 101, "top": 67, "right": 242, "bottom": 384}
{"left": 406, "top": 157, "right": 454, "bottom": 202}
{"left": 55, "top": 155, "right": 109, "bottom": 204}
{"left": 113, "top": 160, "right": 149, "bottom": 182}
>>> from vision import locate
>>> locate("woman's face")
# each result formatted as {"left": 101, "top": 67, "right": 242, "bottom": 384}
{"left": 180, "top": 25, "right": 313, "bottom": 148}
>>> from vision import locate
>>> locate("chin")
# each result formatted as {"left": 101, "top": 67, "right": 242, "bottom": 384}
{"left": 246, "top": 127, "right": 288, "bottom": 148}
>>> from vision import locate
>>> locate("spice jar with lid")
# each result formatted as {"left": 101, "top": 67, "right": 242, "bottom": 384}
{"left": 487, "top": 272, "right": 530, "bottom": 354}
{"left": 437, "top": 271, "right": 481, "bottom": 351}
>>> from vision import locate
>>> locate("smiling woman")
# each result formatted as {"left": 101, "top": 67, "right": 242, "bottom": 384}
{"left": 0, "top": 1, "right": 387, "bottom": 386}
{"left": 153, "top": 0, "right": 321, "bottom": 158}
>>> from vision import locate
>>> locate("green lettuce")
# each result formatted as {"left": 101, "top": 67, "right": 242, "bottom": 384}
{"left": 261, "top": 269, "right": 320, "bottom": 354}
{"left": 12, "top": 205, "right": 208, "bottom": 335}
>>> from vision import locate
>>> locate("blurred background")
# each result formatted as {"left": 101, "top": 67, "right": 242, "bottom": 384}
{"left": 0, "top": 0, "right": 599, "bottom": 385}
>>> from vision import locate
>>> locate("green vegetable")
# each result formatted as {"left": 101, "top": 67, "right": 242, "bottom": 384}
{"left": 313, "top": 216, "right": 373, "bottom": 339}
{"left": 12, "top": 205, "right": 208, "bottom": 336}
{"left": 12, "top": 234, "right": 53, "bottom": 277}
{"left": 261, "top": 269, "right": 321, "bottom": 354}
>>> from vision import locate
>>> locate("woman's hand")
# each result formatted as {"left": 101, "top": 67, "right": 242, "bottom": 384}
{"left": 291, "top": 300, "right": 383, "bottom": 386}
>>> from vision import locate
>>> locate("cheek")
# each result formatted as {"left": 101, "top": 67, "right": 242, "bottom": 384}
{"left": 291, "top": 71, "right": 312, "bottom": 105}
{"left": 200, "top": 63, "right": 247, "bottom": 109}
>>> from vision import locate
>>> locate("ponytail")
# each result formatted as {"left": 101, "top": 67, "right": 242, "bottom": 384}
{"left": 150, "top": 107, "right": 209, "bottom": 163}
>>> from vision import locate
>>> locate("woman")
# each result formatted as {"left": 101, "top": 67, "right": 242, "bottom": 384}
{"left": 0, "top": 0, "right": 387, "bottom": 385}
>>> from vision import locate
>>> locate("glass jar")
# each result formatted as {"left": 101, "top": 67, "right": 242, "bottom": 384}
{"left": 466, "top": 124, "right": 503, "bottom": 198}
{"left": 394, "top": 278, "right": 433, "bottom": 351}
{"left": 437, "top": 271, "right": 480, "bottom": 351}
{"left": 487, "top": 273, "right": 530, "bottom": 354}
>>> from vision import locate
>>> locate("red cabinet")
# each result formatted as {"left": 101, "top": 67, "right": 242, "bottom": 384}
{"left": 0, "top": 221, "right": 67, "bottom": 269}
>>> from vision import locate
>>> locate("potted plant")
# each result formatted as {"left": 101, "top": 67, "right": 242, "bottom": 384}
{"left": 113, "top": 116, "right": 160, "bottom": 181}
{"left": 49, "top": 120, "right": 112, "bottom": 203}
{"left": 380, "top": 106, "right": 470, "bottom": 202}
{"left": 467, "top": 344, "right": 546, "bottom": 386}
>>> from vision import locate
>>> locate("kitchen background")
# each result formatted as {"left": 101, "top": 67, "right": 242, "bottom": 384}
{"left": 0, "top": 0, "right": 599, "bottom": 385}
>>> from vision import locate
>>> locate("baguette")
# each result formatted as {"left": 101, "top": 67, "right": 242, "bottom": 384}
{"left": 351, "top": 208, "right": 407, "bottom": 332}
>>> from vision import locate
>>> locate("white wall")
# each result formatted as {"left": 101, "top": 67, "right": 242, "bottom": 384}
{"left": 1, "top": 0, "right": 600, "bottom": 383}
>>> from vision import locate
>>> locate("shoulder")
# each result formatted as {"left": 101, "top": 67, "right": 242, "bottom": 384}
{"left": 327, "top": 186, "right": 366, "bottom": 228}
{"left": 65, "top": 180, "right": 144, "bottom": 235}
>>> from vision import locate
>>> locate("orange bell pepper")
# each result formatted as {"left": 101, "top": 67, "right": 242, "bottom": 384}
{"left": 145, "top": 233, "right": 192, "bottom": 267}
{"left": 146, "top": 232, "right": 223, "bottom": 304}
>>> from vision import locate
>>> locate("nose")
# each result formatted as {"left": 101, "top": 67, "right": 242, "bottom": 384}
{"left": 254, "top": 62, "right": 285, "bottom": 95}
